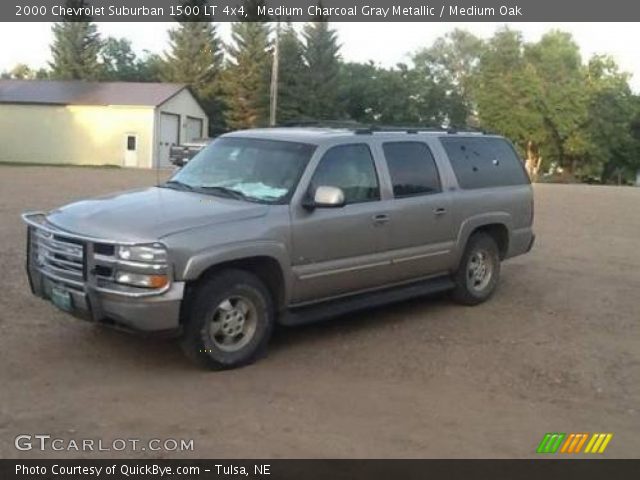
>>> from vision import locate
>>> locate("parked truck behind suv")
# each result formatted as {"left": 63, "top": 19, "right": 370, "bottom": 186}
{"left": 23, "top": 127, "right": 535, "bottom": 370}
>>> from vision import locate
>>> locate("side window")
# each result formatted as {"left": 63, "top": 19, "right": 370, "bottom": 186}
{"left": 441, "top": 137, "right": 529, "bottom": 189}
{"left": 382, "top": 142, "right": 441, "bottom": 197}
{"left": 310, "top": 144, "right": 380, "bottom": 204}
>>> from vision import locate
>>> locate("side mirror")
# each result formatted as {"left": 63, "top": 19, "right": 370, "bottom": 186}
{"left": 304, "top": 186, "right": 346, "bottom": 209}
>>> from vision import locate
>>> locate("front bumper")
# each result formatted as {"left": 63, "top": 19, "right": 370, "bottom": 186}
{"left": 24, "top": 212, "right": 184, "bottom": 334}
{"left": 31, "top": 272, "right": 184, "bottom": 333}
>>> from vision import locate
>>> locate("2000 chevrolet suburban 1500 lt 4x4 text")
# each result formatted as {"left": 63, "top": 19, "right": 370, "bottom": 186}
{"left": 23, "top": 127, "right": 535, "bottom": 369}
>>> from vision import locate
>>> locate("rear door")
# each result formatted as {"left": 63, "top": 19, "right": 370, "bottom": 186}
{"left": 290, "top": 143, "right": 390, "bottom": 303}
{"left": 378, "top": 140, "right": 457, "bottom": 282}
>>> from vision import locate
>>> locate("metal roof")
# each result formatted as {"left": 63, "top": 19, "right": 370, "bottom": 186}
{"left": 0, "top": 80, "right": 187, "bottom": 107}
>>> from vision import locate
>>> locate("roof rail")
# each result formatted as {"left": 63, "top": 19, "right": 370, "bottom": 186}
{"left": 357, "top": 125, "right": 449, "bottom": 134}
{"left": 278, "top": 120, "right": 365, "bottom": 129}
{"left": 275, "top": 120, "right": 488, "bottom": 135}
{"left": 446, "top": 125, "right": 489, "bottom": 134}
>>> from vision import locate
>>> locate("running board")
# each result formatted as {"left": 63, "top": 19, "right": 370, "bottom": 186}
{"left": 280, "top": 275, "right": 455, "bottom": 326}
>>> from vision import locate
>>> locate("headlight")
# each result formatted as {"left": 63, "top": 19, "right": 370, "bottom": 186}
{"left": 117, "top": 244, "right": 167, "bottom": 263}
{"left": 114, "top": 271, "right": 169, "bottom": 289}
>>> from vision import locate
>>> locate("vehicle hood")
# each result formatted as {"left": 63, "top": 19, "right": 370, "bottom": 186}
{"left": 46, "top": 187, "right": 269, "bottom": 243}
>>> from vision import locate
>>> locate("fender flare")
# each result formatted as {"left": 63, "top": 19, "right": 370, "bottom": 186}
{"left": 452, "top": 213, "right": 512, "bottom": 267}
{"left": 180, "top": 241, "right": 292, "bottom": 304}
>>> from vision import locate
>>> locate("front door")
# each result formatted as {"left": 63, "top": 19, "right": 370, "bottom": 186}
{"left": 291, "top": 143, "right": 389, "bottom": 304}
{"left": 123, "top": 134, "right": 138, "bottom": 167}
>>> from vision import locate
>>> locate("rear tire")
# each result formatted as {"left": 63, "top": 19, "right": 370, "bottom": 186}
{"left": 180, "top": 269, "right": 274, "bottom": 370}
{"left": 451, "top": 233, "right": 500, "bottom": 306}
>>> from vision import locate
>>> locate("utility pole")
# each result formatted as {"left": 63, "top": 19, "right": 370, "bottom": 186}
{"left": 269, "top": 20, "right": 280, "bottom": 127}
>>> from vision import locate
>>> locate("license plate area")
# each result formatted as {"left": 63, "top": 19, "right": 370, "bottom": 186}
{"left": 50, "top": 285, "right": 73, "bottom": 312}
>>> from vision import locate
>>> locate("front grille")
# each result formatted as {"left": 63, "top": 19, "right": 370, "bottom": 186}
{"left": 24, "top": 213, "right": 170, "bottom": 298}
{"left": 94, "top": 243, "right": 115, "bottom": 256}
{"left": 33, "top": 229, "right": 85, "bottom": 289}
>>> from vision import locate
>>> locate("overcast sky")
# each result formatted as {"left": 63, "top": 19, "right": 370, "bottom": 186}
{"left": 1, "top": 22, "right": 639, "bottom": 91}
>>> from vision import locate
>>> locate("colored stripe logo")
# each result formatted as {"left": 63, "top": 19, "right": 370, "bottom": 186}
{"left": 537, "top": 433, "right": 613, "bottom": 454}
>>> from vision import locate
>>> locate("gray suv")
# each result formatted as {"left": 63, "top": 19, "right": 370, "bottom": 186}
{"left": 23, "top": 127, "right": 535, "bottom": 369}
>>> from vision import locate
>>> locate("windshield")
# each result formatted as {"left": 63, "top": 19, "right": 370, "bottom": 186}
{"left": 167, "top": 137, "right": 315, "bottom": 203}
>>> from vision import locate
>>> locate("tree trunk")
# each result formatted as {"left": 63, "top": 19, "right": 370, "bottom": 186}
{"left": 524, "top": 140, "right": 542, "bottom": 182}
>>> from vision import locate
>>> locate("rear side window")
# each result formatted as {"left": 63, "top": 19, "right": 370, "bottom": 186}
{"left": 382, "top": 142, "right": 441, "bottom": 197}
{"left": 311, "top": 144, "right": 380, "bottom": 204}
{"left": 440, "top": 137, "right": 529, "bottom": 189}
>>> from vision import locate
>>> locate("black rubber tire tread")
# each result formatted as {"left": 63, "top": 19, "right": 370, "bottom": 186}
{"left": 450, "top": 232, "right": 501, "bottom": 306}
{"left": 180, "top": 269, "right": 274, "bottom": 370}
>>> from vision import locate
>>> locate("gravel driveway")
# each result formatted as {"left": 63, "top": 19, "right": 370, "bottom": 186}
{"left": 1, "top": 166, "right": 638, "bottom": 458}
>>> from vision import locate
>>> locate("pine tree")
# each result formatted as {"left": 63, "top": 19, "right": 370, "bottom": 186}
{"left": 301, "top": 9, "right": 342, "bottom": 119}
{"left": 162, "top": 0, "right": 225, "bottom": 133}
{"left": 223, "top": 0, "right": 272, "bottom": 129}
{"left": 276, "top": 23, "right": 306, "bottom": 123}
{"left": 49, "top": 0, "right": 102, "bottom": 80}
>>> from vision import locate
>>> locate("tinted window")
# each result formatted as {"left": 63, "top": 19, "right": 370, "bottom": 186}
{"left": 311, "top": 144, "right": 379, "bottom": 204}
{"left": 383, "top": 142, "right": 441, "bottom": 197}
{"left": 441, "top": 137, "right": 529, "bottom": 189}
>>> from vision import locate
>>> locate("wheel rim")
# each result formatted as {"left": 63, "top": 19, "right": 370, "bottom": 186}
{"left": 466, "top": 249, "right": 493, "bottom": 292}
{"left": 208, "top": 296, "right": 258, "bottom": 353}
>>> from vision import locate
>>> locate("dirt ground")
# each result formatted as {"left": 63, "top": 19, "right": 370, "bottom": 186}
{"left": 0, "top": 165, "right": 638, "bottom": 459}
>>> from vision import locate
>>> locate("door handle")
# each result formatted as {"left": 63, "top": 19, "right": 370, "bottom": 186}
{"left": 433, "top": 207, "right": 447, "bottom": 216}
{"left": 372, "top": 214, "right": 390, "bottom": 225}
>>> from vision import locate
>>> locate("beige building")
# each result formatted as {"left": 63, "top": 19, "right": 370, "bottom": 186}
{"left": 0, "top": 80, "right": 208, "bottom": 168}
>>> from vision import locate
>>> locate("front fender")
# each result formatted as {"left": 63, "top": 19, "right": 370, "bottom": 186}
{"left": 179, "top": 241, "right": 292, "bottom": 303}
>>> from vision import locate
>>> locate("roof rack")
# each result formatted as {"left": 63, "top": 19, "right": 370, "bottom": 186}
{"left": 278, "top": 120, "right": 365, "bottom": 129}
{"left": 275, "top": 120, "right": 488, "bottom": 135}
{"left": 446, "top": 125, "right": 488, "bottom": 135}
{"left": 354, "top": 125, "right": 447, "bottom": 135}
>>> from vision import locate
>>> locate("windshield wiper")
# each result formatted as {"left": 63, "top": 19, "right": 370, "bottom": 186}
{"left": 197, "top": 186, "right": 256, "bottom": 202}
{"left": 161, "top": 180, "right": 195, "bottom": 191}
{"left": 163, "top": 182, "right": 265, "bottom": 203}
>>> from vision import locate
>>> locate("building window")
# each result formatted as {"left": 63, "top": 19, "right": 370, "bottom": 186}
{"left": 127, "top": 135, "right": 137, "bottom": 151}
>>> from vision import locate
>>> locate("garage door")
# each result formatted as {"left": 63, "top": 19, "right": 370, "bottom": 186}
{"left": 186, "top": 117, "right": 203, "bottom": 142}
{"left": 158, "top": 113, "right": 180, "bottom": 168}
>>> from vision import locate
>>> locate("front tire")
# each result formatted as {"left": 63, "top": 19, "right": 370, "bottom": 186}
{"left": 180, "top": 269, "right": 274, "bottom": 370}
{"left": 451, "top": 233, "right": 501, "bottom": 306}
